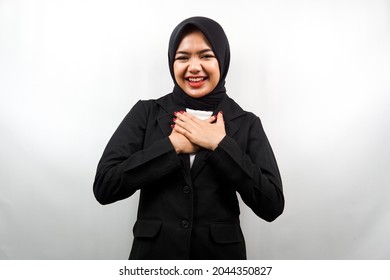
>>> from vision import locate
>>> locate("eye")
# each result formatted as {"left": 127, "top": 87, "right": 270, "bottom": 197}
{"left": 175, "top": 56, "right": 188, "bottom": 61}
{"left": 201, "top": 54, "right": 215, "bottom": 59}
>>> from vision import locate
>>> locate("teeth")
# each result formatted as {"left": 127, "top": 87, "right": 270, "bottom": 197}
{"left": 188, "top": 77, "right": 204, "bottom": 82}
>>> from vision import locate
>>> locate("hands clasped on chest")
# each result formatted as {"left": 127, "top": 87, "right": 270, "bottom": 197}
{"left": 169, "top": 111, "right": 226, "bottom": 154}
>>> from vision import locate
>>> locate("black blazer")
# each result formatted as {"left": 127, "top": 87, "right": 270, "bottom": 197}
{"left": 93, "top": 93, "right": 284, "bottom": 259}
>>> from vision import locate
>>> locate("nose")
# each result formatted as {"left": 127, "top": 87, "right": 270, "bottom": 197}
{"left": 188, "top": 58, "right": 202, "bottom": 73}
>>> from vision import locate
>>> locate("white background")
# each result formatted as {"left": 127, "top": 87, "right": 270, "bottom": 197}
{"left": 1, "top": 0, "right": 389, "bottom": 259}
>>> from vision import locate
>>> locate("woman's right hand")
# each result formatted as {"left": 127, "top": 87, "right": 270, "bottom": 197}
{"left": 169, "top": 129, "right": 199, "bottom": 154}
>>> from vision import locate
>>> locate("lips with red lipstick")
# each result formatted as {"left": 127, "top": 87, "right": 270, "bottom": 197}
{"left": 186, "top": 76, "right": 208, "bottom": 88}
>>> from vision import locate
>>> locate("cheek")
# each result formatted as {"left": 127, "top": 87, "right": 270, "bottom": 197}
{"left": 210, "top": 63, "right": 220, "bottom": 82}
{"left": 173, "top": 64, "right": 185, "bottom": 80}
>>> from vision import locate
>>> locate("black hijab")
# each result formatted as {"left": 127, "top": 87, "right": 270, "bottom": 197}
{"left": 168, "top": 17, "right": 230, "bottom": 110}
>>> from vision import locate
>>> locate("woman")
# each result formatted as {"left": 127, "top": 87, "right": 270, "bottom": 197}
{"left": 93, "top": 16, "right": 284, "bottom": 260}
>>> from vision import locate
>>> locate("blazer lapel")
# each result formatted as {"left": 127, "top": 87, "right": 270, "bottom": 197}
{"left": 225, "top": 118, "right": 239, "bottom": 138}
{"left": 156, "top": 94, "right": 184, "bottom": 137}
{"left": 190, "top": 149, "right": 210, "bottom": 179}
{"left": 157, "top": 113, "right": 174, "bottom": 137}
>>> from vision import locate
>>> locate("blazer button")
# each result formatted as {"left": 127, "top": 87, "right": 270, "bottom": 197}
{"left": 180, "top": 220, "right": 190, "bottom": 229}
{"left": 183, "top": 185, "right": 191, "bottom": 194}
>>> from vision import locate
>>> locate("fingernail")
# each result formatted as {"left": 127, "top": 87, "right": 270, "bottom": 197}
{"left": 173, "top": 118, "right": 177, "bottom": 122}
{"left": 219, "top": 111, "right": 223, "bottom": 114}
{"left": 171, "top": 124, "right": 175, "bottom": 129}
{"left": 179, "top": 110, "right": 185, "bottom": 114}
{"left": 174, "top": 111, "right": 178, "bottom": 116}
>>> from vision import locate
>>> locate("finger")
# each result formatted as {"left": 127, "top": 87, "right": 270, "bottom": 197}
{"left": 205, "top": 115, "right": 217, "bottom": 123}
{"left": 175, "top": 111, "right": 191, "bottom": 121}
{"left": 172, "top": 123, "right": 192, "bottom": 138}
{"left": 216, "top": 111, "right": 224, "bottom": 125}
{"left": 173, "top": 117, "right": 193, "bottom": 133}
{"left": 172, "top": 124, "right": 197, "bottom": 145}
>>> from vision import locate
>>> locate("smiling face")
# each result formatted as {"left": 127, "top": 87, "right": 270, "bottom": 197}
{"left": 173, "top": 30, "right": 220, "bottom": 98}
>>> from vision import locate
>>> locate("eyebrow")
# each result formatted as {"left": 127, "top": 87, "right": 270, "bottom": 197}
{"left": 175, "top": 48, "right": 214, "bottom": 55}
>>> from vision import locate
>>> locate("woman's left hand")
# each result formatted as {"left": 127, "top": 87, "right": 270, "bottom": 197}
{"left": 172, "top": 111, "right": 226, "bottom": 151}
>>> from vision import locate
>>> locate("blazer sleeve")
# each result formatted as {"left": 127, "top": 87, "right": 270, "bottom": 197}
{"left": 93, "top": 100, "right": 182, "bottom": 205}
{"left": 206, "top": 116, "right": 284, "bottom": 222}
